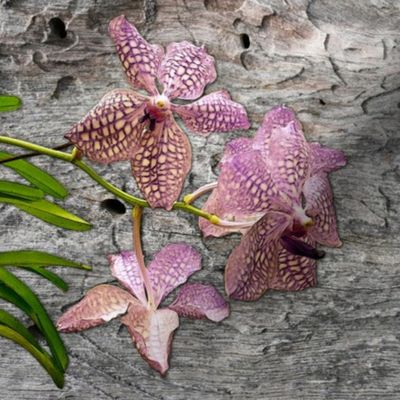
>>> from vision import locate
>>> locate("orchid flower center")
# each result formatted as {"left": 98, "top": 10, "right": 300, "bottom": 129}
{"left": 293, "top": 205, "right": 313, "bottom": 228}
{"left": 140, "top": 95, "right": 171, "bottom": 131}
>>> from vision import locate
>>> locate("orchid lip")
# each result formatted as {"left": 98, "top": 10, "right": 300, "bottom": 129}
{"left": 280, "top": 235, "right": 325, "bottom": 260}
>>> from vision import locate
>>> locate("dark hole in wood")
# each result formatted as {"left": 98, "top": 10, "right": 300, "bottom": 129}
{"left": 101, "top": 198, "right": 127, "bottom": 214}
{"left": 319, "top": 99, "right": 326, "bottom": 105}
{"left": 49, "top": 17, "right": 67, "bottom": 39}
{"left": 240, "top": 33, "right": 250, "bottom": 49}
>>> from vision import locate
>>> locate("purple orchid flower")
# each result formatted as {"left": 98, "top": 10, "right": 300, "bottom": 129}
{"left": 65, "top": 15, "right": 250, "bottom": 210}
{"left": 57, "top": 243, "right": 229, "bottom": 375}
{"left": 199, "top": 106, "right": 346, "bottom": 301}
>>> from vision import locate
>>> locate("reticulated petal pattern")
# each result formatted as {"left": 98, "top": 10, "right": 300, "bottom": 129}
{"left": 158, "top": 41, "right": 216, "bottom": 100}
{"left": 65, "top": 89, "right": 146, "bottom": 163}
{"left": 130, "top": 115, "right": 192, "bottom": 210}
{"left": 108, "top": 251, "right": 147, "bottom": 305}
{"left": 109, "top": 16, "right": 164, "bottom": 95}
{"left": 148, "top": 243, "right": 202, "bottom": 307}
{"left": 121, "top": 306, "right": 179, "bottom": 375}
{"left": 309, "top": 142, "right": 347, "bottom": 175}
{"left": 169, "top": 283, "right": 230, "bottom": 322}
{"left": 225, "top": 211, "right": 291, "bottom": 301}
{"left": 57, "top": 284, "right": 137, "bottom": 332}
{"left": 172, "top": 90, "right": 250, "bottom": 135}
{"left": 304, "top": 173, "right": 342, "bottom": 247}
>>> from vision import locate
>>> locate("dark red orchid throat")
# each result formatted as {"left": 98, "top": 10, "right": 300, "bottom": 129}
{"left": 140, "top": 95, "right": 172, "bottom": 131}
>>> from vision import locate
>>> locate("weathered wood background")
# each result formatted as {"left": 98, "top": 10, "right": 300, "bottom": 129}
{"left": 1, "top": 0, "right": 400, "bottom": 398}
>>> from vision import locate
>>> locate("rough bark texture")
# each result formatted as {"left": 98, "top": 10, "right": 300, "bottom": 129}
{"left": 0, "top": 0, "right": 400, "bottom": 399}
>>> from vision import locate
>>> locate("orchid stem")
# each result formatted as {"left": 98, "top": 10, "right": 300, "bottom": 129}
{"left": 0, "top": 135, "right": 224, "bottom": 225}
{"left": 183, "top": 182, "right": 218, "bottom": 204}
{"left": 132, "top": 206, "right": 155, "bottom": 308}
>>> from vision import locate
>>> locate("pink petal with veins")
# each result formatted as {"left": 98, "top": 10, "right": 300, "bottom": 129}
{"left": 57, "top": 284, "right": 137, "bottom": 332}
{"left": 304, "top": 173, "right": 342, "bottom": 247}
{"left": 173, "top": 90, "right": 250, "bottom": 136}
{"left": 219, "top": 137, "right": 253, "bottom": 167}
{"left": 109, "top": 16, "right": 164, "bottom": 95}
{"left": 65, "top": 89, "right": 146, "bottom": 164}
{"left": 121, "top": 306, "right": 179, "bottom": 375}
{"left": 147, "top": 243, "right": 201, "bottom": 307}
{"left": 263, "top": 106, "right": 310, "bottom": 201}
{"left": 158, "top": 41, "right": 216, "bottom": 100}
{"left": 131, "top": 115, "right": 192, "bottom": 210}
{"left": 270, "top": 237, "right": 317, "bottom": 291}
{"left": 225, "top": 211, "right": 291, "bottom": 301}
{"left": 309, "top": 142, "right": 347, "bottom": 175}
{"left": 108, "top": 251, "right": 147, "bottom": 305}
{"left": 169, "top": 283, "right": 230, "bottom": 322}
{"left": 199, "top": 189, "right": 242, "bottom": 237}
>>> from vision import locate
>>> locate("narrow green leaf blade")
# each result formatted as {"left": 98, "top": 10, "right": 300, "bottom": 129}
{"left": 0, "top": 95, "right": 21, "bottom": 112}
{"left": 0, "top": 151, "right": 68, "bottom": 199}
{"left": 0, "top": 180, "right": 44, "bottom": 200}
{"left": 0, "top": 309, "right": 43, "bottom": 352}
{"left": 0, "top": 196, "right": 92, "bottom": 231}
{"left": 0, "top": 325, "right": 64, "bottom": 388}
{"left": 0, "top": 268, "right": 69, "bottom": 372}
{"left": 0, "top": 250, "right": 91, "bottom": 270}
{"left": 0, "top": 282, "right": 33, "bottom": 317}
{"left": 17, "top": 266, "right": 69, "bottom": 292}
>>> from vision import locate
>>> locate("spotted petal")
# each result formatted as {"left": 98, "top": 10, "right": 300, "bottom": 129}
{"left": 57, "top": 284, "right": 137, "bottom": 332}
{"left": 225, "top": 211, "right": 291, "bottom": 301}
{"left": 269, "top": 237, "right": 317, "bottom": 291}
{"left": 108, "top": 251, "right": 147, "bottom": 305}
{"left": 158, "top": 41, "right": 216, "bottom": 100}
{"left": 169, "top": 283, "right": 229, "bottom": 322}
{"left": 109, "top": 16, "right": 164, "bottom": 95}
{"left": 309, "top": 142, "right": 347, "bottom": 175}
{"left": 65, "top": 89, "right": 146, "bottom": 164}
{"left": 148, "top": 243, "right": 201, "bottom": 307}
{"left": 219, "top": 137, "right": 253, "bottom": 167}
{"left": 173, "top": 91, "right": 250, "bottom": 136}
{"left": 130, "top": 115, "right": 192, "bottom": 210}
{"left": 121, "top": 306, "right": 179, "bottom": 375}
{"left": 304, "top": 173, "right": 342, "bottom": 247}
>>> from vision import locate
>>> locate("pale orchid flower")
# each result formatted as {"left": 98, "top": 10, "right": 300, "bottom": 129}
{"left": 57, "top": 243, "right": 229, "bottom": 374}
{"left": 65, "top": 16, "right": 250, "bottom": 209}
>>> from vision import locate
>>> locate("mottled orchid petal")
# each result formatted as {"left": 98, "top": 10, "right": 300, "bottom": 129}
{"left": 216, "top": 150, "right": 280, "bottom": 216}
{"left": 199, "top": 189, "right": 241, "bottom": 237}
{"left": 109, "top": 16, "right": 164, "bottom": 95}
{"left": 172, "top": 91, "right": 250, "bottom": 136}
{"left": 266, "top": 107, "right": 310, "bottom": 199}
{"left": 309, "top": 142, "right": 347, "bottom": 174}
{"left": 158, "top": 41, "right": 216, "bottom": 100}
{"left": 147, "top": 243, "right": 201, "bottom": 307}
{"left": 169, "top": 283, "right": 229, "bottom": 322}
{"left": 225, "top": 212, "right": 291, "bottom": 301}
{"left": 219, "top": 137, "right": 253, "bottom": 167}
{"left": 57, "top": 284, "right": 137, "bottom": 333}
{"left": 280, "top": 235, "right": 325, "bottom": 260}
{"left": 65, "top": 89, "right": 146, "bottom": 164}
{"left": 130, "top": 115, "right": 192, "bottom": 210}
{"left": 304, "top": 173, "right": 342, "bottom": 247}
{"left": 270, "top": 238, "right": 317, "bottom": 291}
{"left": 121, "top": 306, "right": 179, "bottom": 375}
{"left": 108, "top": 251, "right": 147, "bottom": 305}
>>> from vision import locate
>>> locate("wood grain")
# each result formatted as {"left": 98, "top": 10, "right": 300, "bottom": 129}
{"left": 0, "top": 0, "right": 399, "bottom": 398}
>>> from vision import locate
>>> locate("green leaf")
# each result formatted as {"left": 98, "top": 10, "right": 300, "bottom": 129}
{"left": 17, "top": 266, "right": 69, "bottom": 292}
{"left": 0, "top": 325, "right": 64, "bottom": 388}
{"left": 0, "top": 95, "right": 22, "bottom": 112}
{"left": 0, "top": 151, "right": 68, "bottom": 199}
{"left": 0, "top": 282, "right": 33, "bottom": 316}
{"left": 0, "top": 268, "right": 69, "bottom": 372}
{"left": 0, "top": 250, "right": 91, "bottom": 270}
{"left": 0, "top": 196, "right": 92, "bottom": 231}
{"left": 0, "top": 180, "right": 44, "bottom": 200}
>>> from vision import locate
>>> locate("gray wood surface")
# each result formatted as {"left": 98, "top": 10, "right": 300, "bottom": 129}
{"left": 1, "top": 0, "right": 400, "bottom": 399}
